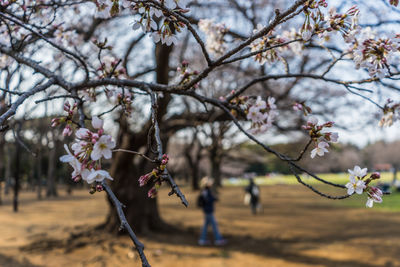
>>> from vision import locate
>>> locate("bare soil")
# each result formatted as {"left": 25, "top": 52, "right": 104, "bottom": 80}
{"left": 0, "top": 184, "right": 399, "bottom": 267}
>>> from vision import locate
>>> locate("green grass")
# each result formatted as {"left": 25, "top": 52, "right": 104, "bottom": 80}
{"left": 223, "top": 172, "right": 397, "bottom": 186}
{"left": 223, "top": 172, "right": 400, "bottom": 212}
{"left": 337, "top": 189, "right": 400, "bottom": 212}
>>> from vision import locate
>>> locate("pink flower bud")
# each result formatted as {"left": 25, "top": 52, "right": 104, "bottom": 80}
{"left": 64, "top": 101, "right": 71, "bottom": 112}
{"left": 139, "top": 174, "right": 151, "bottom": 187}
{"left": 370, "top": 172, "right": 381, "bottom": 180}
{"left": 51, "top": 118, "right": 60, "bottom": 127}
{"left": 148, "top": 187, "right": 157, "bottom": 198}
{"left": 63, "top": 124, "right": 73, "bottom": 136}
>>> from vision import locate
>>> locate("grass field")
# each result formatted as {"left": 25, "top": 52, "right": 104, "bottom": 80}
{"left": 224, "top": 172, "right": 400, "bottom": 212}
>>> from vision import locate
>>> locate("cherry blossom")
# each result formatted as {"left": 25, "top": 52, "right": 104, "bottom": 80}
{"left": 366, "top": 187, "right": 383, "bottom": 208}
{"left": 345, "top": 175, "right": 366, "bottom": 195}
{"left": 85, "top": 169, "right": 113, "bottom": 184}
{"left": 91, "top": 135, "right": 116, "bottom": 160}
{"left": 92, "top": 116, "right": 104, "bottom": 130}
{"left": 246, "top": 96, "right": 278, "bottom": 134}
{"left": 348, "top": 165, "right": 368, "bottom": 179}
{"left": 198, "top": 19, "right": 227, "bottom": 56}
{"left": 303, "top": 117, "right": 338, "bottom": 158}
{"left": 310, "top": 141, "right": 329, "bottom": 158}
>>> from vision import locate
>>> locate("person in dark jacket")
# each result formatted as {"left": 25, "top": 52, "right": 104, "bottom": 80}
{"left": 245, "top": 178, "right": 260, "bottom": 214}
{"left": 197, "top": 177, "right": 226, "bottom": 246}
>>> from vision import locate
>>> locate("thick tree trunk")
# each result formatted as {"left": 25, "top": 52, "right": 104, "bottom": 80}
{"left": 104, "top": 130, "right": 166, "bottom": 233}
{"left": 104, "top": 43, "right": 173, "bottom": 234}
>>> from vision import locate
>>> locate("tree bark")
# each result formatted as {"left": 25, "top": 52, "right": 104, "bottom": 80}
{"left": 104, "top": 43, "right": 173, "bottom": 234}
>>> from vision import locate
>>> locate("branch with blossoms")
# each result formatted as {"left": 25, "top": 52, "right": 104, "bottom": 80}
{"left": 2, "top": 1, "right": 400, "bottom": 266}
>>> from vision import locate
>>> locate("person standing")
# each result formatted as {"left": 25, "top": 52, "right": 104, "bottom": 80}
{"left": 197, "top": 177, "right": 227, "bottom": 246}
{"left": 245, "top": 178, "right": 261, "bottom": 214}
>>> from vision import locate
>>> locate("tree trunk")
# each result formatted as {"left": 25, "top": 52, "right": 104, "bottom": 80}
{"left": 104, "top": 43, "right": 173, "bottom": 234}
{"left": 46, "top": 145, "right": 58, "bottom": 197}
{"left": 13, "top": 140, "right": 20, "bottom": 212}
{"left": 211, "top": 155, "right": 222, "bottom": 187}
{"left": 4, "top": 144, "right": 11, "bottom": 195}
{"left": 37, "top": 147, "right": 42, "bottom": 199}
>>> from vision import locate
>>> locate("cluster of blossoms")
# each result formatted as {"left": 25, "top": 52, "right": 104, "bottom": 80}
{"left": 60, "top": 116, "right": 115, "bottom": 193}
{"left": 51, "top": 101, "right": 77, "bottom": 137}
{"left": 345, "top": 166, "right": 383, "bottom": 208}
{"left": 250, "top": 26, "right": 288, "bottom": 65}
{"left": 218, "top": 90, "right": 248, "bottom": 118}
{"left": 52, "top": 25, "right": 80, "bottom": 47}
{"left": 300, "top": 0, "right": 328, "bottom": 41}
{"left": 352, "top": 35, "right": 400, "bottom": 78}
{"left": 97, "top": 55, "right": 126, "bottom": 79}
{"left": 246, "top": 96, "right": 278, "bottom": 134}
{"left": 198, "top": 19, "right": 227, "bottom": 56}
{"left": 138, "top": 154, "right": 169, "bottom": 198}
{"left": 378, "top": 99, "right": 400, "bottom": 127}
{"left": 94, "top": 0, "right": 131, "bottom": 18}
{"left": 133, "top": 1, "right": 188, "bottom": 46}
{"left": 176, "top": 61, "right": 199, "bottom": 86}
{"left": 301, "top": 3, "right": 359, "bottom": 42}
{"left": 303, "top": 117, "right": 338, "bottom": 158}
{"left": 93, "top": 0, "right": 189, "bottom": 45}
{"left": 111, "top": 89, "right": 134, "bottom": 115}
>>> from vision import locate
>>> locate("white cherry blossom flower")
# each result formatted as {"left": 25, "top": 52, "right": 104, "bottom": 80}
{"left": 91, "top": 135, "right": 116, "bottom": 160}
{"left": 348, "top": 165, "right": 368, "bottom": 179}
{"left": 75, "top": 128, "right": 90, "bottom": 139}
{"left": 345, "top": 176, "right": 366, "bottom": 195}
{"left": 60, "top": 145, "right": 83, "bottom": 179}
{"left": 366, "top": 197, "right": 374, "bottom": 208}
{"left": 267, "top": 97, "right": 276, "bottom": 109}
{"left": 92, "top": 116, "right": 103, "bottom": 129}
{"left": 85, "top": 169, "right": 113, "bottom": 184}
{"left": 310, "top": 141, "right": 329, "bottom": 158}
{"left": 254, "top": 96, "right": 267, "bottom": 109}
{"left": 71, "top": 141, "right": 87, "bottom": 155}
{"left": 307, "top": 116, "right": 318, "bottom": 125}
{"left": 329, "top": 132, "right": 339, "bottom": 143}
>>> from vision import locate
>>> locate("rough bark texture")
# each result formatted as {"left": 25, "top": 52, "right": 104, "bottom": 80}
{"left": 104, "top": 43, "right": 173, "bottom": 234}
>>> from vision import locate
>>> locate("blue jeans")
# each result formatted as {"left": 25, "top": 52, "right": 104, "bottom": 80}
{"left": 199, "top": 213, "right": 223, "bottom": 241}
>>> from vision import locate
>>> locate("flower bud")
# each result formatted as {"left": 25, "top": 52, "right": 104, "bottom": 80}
{"left": 370, "top": 172, "right": 381, "bottom": 180}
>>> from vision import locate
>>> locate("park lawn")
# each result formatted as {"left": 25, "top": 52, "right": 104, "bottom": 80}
{"left": 335, "top": 189, "right": 400, "bottom": 212}
{"left": 224, "top": 172, "right": 400, "bottom": 212}
{"left": 223, "top": 171, "right": 396, "bottom": 187}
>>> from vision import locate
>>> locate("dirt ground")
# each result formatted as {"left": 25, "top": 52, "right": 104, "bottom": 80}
{"left": 0, "top": 184, "right": 399, "bottom": 267}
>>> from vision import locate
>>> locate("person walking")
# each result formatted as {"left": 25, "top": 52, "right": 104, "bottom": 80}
{"left": 197, "top": 177, "right": 227, "bottom": 246}
{"left": 245, "top": 178, "right": 261, "bottom": 215}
